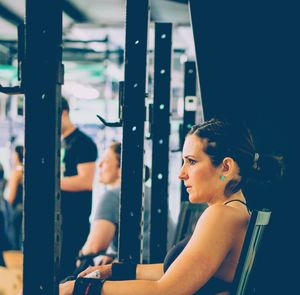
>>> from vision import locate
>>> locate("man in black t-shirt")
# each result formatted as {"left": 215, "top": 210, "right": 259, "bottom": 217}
{"left": 59, "top": 97, "right": 98, "bottom": 280}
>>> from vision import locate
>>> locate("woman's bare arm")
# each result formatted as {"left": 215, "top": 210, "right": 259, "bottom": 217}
{"left": 136, "top": 263, "right": 164, "bottom": 281}
{"left": 60, "top": 205, "right": 247, "bottom": 295}
{"left": 81, "top": 220, "right": 115, "bottom": 255}
{"left": 77, "top": 263, "right": 163, "bottom": 281}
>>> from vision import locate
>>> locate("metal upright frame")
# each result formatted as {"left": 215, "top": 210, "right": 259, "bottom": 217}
{"left": 180, "top": 61, "right": 197, "bottom": 202}
{"left": 118, "top": 0, "right": 149, "bottom": 263}
{"left": 23, "top": 0, "right": 63, "bottom": 294}
{"left": 149, "top": 22, "right": 172, "bottom": 263}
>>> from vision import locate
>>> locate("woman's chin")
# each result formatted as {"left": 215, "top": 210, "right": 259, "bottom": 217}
{"left": 188, "top": 195, "right": 197, "bottom": 203}
{"left": 188, "top": 194, "right": 205, "bottom": 204}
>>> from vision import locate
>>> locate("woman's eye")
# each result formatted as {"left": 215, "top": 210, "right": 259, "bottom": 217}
{"left": 188, "top": 159, "right": 196, "bottom": 165}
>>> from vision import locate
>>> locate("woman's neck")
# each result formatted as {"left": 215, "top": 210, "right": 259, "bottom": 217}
{"left": 225, "top": 190, "right": 246, "bottom": 203}
{"left": 209, "top": 190, "right": 246, "bottom": 206}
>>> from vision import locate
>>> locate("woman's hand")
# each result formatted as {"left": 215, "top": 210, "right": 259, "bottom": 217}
{"left": 78, "top": 264, "right": 112, "bottom": 279}
{"left": 59, "top": 280, "right": 75, "bottom": 295}
{"left": 99, "top": 255, "right": 114, "bottom": 265}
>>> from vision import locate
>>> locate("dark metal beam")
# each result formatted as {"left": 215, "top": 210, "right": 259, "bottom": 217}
{"left": 118, "top": 0, "right": 149, "bottom": 263}
{"left": 150, "top": 22, "right": 172, "bottom": 263}
{"left": 63, "top": 0, "right": 89, "bottom": 22}
{"left": 0, "top": 3, "right": 23, "bottom": 26}
{"left": 23, "top": 0, "right": 63, "bottom": 293}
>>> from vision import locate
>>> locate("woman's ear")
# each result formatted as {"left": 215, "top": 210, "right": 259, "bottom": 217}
{"left": 222, "top": 157, "right": 235, "bottom": 174}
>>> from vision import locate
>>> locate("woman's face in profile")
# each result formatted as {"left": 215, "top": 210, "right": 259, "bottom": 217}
{"left": 178, "top": 135, "right": 221, "bottom": 203}
{"left": 98, "top": 148, "right": 120, "bottom": 185}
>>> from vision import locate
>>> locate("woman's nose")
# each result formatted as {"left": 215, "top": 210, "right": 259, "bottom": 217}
{"left": 178, "top": 165, "right": 187, "bottom": 180}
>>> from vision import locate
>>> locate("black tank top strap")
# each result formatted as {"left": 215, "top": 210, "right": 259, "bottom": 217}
{"left": 224, "top": 199, "right": 251, "bottom": 214}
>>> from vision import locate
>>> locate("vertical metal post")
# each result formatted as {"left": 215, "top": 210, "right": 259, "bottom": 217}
{"left": 118, "top": 0, "right": 149, "bottom": 263}
{"left": 23, "top": 0, "right": 63, "bottom": 294}
{"left": 180, "top": 61, "right": 197, "bottom": 202}
{"left": 149, "top": 22, "right": 172, "bottom": 263}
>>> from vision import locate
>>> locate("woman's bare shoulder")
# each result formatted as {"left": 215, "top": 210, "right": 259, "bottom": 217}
{"left": 196, "top": 203, "right": 249, "bottom": 233}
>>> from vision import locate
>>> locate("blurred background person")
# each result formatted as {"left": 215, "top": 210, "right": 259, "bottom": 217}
{"left": 71, "top": 141, "right": 122, "bottom": 278}
{"left": 0, "top": 163, "right": 6, "bottom": 198}
{"left": 6, "top": 145, "right": 24, "bottom": 250}
{"left": 1, "top": 162, "right": 15, "bottom": 254}
{"left": 59, "top": 97, "right": 98, "bottom": 280}
{"left": 62, "top": 142, "right": 152, "bottom": 282}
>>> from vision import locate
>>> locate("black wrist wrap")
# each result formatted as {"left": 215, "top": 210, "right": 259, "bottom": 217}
{"left": 111, "top": 262, "right": 137, "bottom": 280}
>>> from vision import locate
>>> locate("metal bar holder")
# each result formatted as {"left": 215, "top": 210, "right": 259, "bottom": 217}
{"left": 149, "top": 22, "right": 172, "bottom": 263}
{"left": 118, "top": 0, "right": 150, "bottom": 264}
{"left": 23, "top": 0, "right": 63, "bottom": 293}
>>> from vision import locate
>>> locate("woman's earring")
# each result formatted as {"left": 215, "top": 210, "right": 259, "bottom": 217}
{"left": 220, "top": 175, "right": 225, "bottom": 181}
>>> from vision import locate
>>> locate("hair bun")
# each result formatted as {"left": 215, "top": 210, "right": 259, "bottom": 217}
{"left": 251, "top": 153, "right": 284, "bottom": 184}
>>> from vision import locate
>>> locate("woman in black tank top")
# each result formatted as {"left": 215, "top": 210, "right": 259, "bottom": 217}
{"left": 60, "top": 118, "right": 283, "bottom": 295}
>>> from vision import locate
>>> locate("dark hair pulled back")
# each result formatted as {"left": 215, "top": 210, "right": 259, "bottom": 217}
{"left": 188, "top": 118, "right": 284, "bottom": 195}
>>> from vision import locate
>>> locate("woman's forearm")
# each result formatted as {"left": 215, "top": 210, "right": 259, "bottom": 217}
{"left": 136, "top": 263, "right": 164, "bottom": 281}
{"left": 102, "top": 280, "right": 163, "bottom": 295}
{"left": 60, "top": 279, "right": 164, "bottom": 295}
